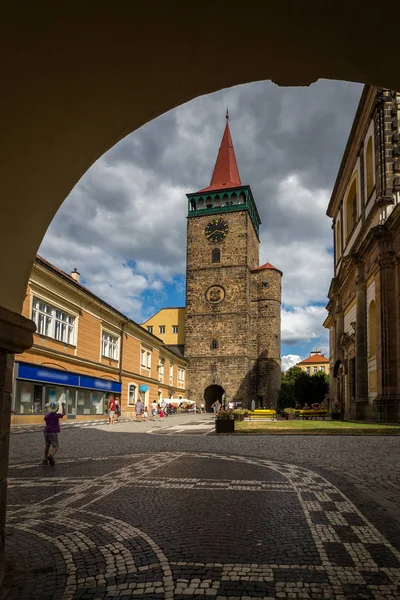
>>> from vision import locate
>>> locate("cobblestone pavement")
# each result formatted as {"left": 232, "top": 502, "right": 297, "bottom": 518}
{"left": 2, "top": 416, "right": 400, "bottom": 599}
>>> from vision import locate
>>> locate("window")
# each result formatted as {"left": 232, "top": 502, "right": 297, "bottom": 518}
{"left": 320, "top": 366, "right": 325, "bottom": 373}
{"left": 102, "top": 331, "right": 118, "bottom": 360}
{"left": 211, "top": 339, "right": 218, "bottom": 350}
{"left": 172, "top": 325, "right": 179, "bottom": 334}
{"left": 262, "top": 282, "right": 269, "bottom": 288}
{"left": 141, "top": 348, "right": 151, "bottom": 369}
{"left": 178, "top": 368, "right": 185, "bottom": 382}
{"left": 345, "top": 177, "right": 357, "bottom": 239}
{"left": 313, "top": 366, "right": 318, "bottom": 374}
{"left": 128, "top": 383, "right": 137, "bottom": 406}
{"left": 158, "top": 358, "right": 165, "bottom": 380}
{"left": 147, "top": 325, "right": 153, "bottom": 334}
{"left": 306, "top": 367, "right": 310, "bottom": 374}
{"left": 159, "top": 325, "right": 165, "bottom": 334}
{"left": 366, "top": 136, "right": 374, "bottom": 198}
{"left": 368, "top": 300, "right": 377, "bottom": 357}
{"left": 32, "top": 297, "right": 75, "bottom": 344}
{"left": 212, "top": 248, "right": 220, "bottom": 263}
{"left": 170, "top": 363, "right": 174, "bottom": 380}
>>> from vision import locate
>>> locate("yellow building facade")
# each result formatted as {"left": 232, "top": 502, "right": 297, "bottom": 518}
{"left": 12, "top": 256, "right": 188, "bottom": 424}
{"left": 141, "top": 307, "right": 185, "bottom": 346}
{"left": 297, "top": 351, "right": 330, "bottom": 376}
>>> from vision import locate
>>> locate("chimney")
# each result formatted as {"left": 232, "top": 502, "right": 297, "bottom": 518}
{"left": 71, "top": 268, "right": 80, "bottom": 283}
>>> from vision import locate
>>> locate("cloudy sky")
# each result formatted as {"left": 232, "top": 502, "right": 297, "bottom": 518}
{"left": 39, "top": 79, "right": 362, "bottom": 369}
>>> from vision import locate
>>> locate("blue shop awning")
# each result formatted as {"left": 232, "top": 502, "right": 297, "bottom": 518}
{"left": 16, "top": 363, "right": 121, "bottom": 394}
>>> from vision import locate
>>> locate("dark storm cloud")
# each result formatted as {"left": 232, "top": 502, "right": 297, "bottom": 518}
{"left": 40, "top": 79, "right": 362, "bottom": 339}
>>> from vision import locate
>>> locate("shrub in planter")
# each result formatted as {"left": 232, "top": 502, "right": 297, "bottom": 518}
{"left": 284, "top": 407, "right": 297, "bottom": 421}
{"left": 233, "top": 408, "right": 246, "bottom": 421}
{"left": 215, "top": 410, "right": 235, "bottom": 433}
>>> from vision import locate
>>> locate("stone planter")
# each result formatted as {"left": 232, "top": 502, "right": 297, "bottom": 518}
{"left": 287, "top": 414, "right": 296, "bottom": 420}
{"left": 234, "top": 414, "right": 245, "bottom": 421}
{"left": 215, "top": 419, "right": 235, "bottom": 433}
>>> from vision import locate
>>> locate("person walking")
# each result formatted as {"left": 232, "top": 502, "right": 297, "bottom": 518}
{"left": 135, "top": 399, "right": 143, "bottom": 422}
{"left": 108, "top": 395, "right": 117, "bottom": 425}
{"left": 159, "top": 407, "right": 165, "bottom": 421}
{"left": 42, "top": 401, "right": 66, "bottom": 466}
{"left": 200, "top": 402, "right": 205, "bottom": 413}
{"left": 151, "top": 400, "right": 158, "bottom": 421}
{"left": 115, "top": 398, "right": 121, "bottom": 422}
{"left": 143, "top": 406, "right": 148, "bottom": 422}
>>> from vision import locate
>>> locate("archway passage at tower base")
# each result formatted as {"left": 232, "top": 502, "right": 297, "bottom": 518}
{"left": 204, "top": 385, "right": 225, "bottom": 412}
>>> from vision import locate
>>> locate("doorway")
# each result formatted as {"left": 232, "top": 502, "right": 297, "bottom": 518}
{"left": 204, "top": 384, "right": 225, "bottom": 412}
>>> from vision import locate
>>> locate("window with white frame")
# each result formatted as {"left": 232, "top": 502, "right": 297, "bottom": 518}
{"left": 141, "top": 348, "right": 151, "bottom": 369}
{"left": 313, "top": 366, "right": 318, "bottom": 374}
{"left": 128, "top": 383, "right": 137, "bottom": 406}
{"left": 32, "top": 297, "right": 75, "bottom": 345}
{"left": 158, "top": 358, "right": 165, "bottom": 381}
{"left": 159, "top": 325, "right": 165, "bottom": 334}
{"left": 170, "top": 363, "right": 174, "bottom": 380}
{"left": 306, "top": 367, "right": 310, "bottom": 374}
{"left": 102, "top": 331, "right": 119, "bottom": 360}
{"left": 147, "top": 325, "right": 153, "bottom": 333}
{"left": 172, "top": 325, "right": 178, "bottom": 334}
{"left": 101, "top": 331, "right": 118, "bottom": 360}
{"left": 320, "top": 366, "right": 325, "bottom": 373}
{"left": 178, "top": 368, "right": 185, "bottom": 382}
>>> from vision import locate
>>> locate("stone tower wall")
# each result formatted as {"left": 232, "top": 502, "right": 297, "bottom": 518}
{"left": 185, "top": 210, "right": 260, "bottom": 407}
{"left": 250, "top": 268, "right": 282, "bottom": 407}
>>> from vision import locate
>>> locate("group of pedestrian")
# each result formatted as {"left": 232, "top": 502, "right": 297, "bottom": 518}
{"left": 134, "top": 399, "right": 168, "bottom": 422}
{"left": 108, "top": 395, "right": 122, "bottom": 425}
{"left": 211, "top": 400, "right": 222, "bottom": 415}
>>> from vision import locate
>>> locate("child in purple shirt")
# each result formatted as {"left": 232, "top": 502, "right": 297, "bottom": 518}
{"left": 43, "top": 401, "right": 65, "bottom": 466}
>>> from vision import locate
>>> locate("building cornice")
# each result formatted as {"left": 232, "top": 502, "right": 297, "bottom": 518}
{"left": 327, "top": 85, "right": 378, "bottom": 218}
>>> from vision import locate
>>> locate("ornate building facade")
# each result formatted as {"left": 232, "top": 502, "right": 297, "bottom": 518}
{"left": 324, "top": 86, "right": 400, "bottom": 422}
{"left": 185, "top": 115, "right": 282, "bottom": 410}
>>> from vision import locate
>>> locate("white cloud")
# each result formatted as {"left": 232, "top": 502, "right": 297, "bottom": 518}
{"left": 281, "top": 354, "right": 302, "bottom": 372}
{"left": 282, "top": 305, "right": 328, "bottom": 346}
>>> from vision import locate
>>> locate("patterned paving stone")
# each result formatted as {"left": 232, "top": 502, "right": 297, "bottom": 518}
{"left": 2, "top": 450, "right": 400, "bottom": 599}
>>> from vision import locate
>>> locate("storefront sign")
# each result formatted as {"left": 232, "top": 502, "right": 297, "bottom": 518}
{"left": 17, "top": 363, "right": 121, "bottom": 394}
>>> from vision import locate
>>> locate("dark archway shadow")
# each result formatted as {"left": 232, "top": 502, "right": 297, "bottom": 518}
{"left": 204, "top": 384, "right": 225, "bottom": 412}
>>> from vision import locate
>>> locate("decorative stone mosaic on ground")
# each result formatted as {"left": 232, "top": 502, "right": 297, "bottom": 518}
{"left": 2, "top": 452, "right": 400, "bottom": 599}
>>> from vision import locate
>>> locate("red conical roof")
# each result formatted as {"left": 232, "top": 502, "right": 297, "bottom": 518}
{"left": 198, "top": 114, "right": 242, "bottom": 193}
{"left": 251, "top": 262, "right": 282, "bottom": 275}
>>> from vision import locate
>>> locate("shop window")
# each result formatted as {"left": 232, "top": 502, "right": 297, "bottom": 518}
{"left": 128, "top": 383, "right": 137, "bottom": 406}
{"left": 77, "top": 389, "right": 91, "bottom": 415}
{"left": 212, "top": 248, "right": 220, "bottom": 263}
{"left": 90, "top": 391, "right": 105, "bottom": 414}
{"left": 14, "top": 381, "right": 44, "bottom": 414}
{"left": 102, "top": 331, "right": 119, "bottom": 360}
{"left": 32, "top": 297, "right": 75, "bottom": 344}
{"left": 369, "top": 300, "right": 377, "bottom": 357}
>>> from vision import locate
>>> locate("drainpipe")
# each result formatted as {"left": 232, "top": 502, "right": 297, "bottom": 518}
{"left": 119, "top": 319, "right": 130, "bottom": 384}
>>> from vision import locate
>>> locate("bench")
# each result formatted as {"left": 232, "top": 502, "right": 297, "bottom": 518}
{"left": 247, "top": 409, "right": 277, "bottom": 421}
{"left": 297, "top": 409, "right": 328, "bottom": 420}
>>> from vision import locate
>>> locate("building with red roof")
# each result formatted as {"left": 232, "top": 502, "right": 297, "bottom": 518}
{"left": 297, "top": 350, "right": 330, "bottom": 375}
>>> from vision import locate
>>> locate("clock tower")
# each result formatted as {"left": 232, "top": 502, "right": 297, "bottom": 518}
{"left": 185, "top": 113, "right": 282, "bottom": 411}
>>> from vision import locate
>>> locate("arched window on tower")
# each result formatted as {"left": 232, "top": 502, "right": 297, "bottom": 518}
{"left": 368, "top": 300, "right": 377, "bottom": 357}
{"left": 365, "top": 136, "right": 374, "bottom": 198}
{"left": 222, "top": 194, "right": 229, "bottom": 206}
{"left": 345, "top": 176, "right": 358, "bottom": 240}
{"left": 197, "top": 198, "right": 204, "bottom": 209}
{"left": 206, "top": 196, "right": 213, "bottom": 209}
{"left": 211, "top": 248, "right": 220, "bottom": 263}
{"left": 238, "top": 192, "right": 245, "bottom": 205}
{"left": 190, "top": 199, "right": 196, "bottom": 212}
{"left": 214, "top": 195, "right": 221, "bottom": 207}
{"left": 211, "top": 339, "right": 218, "bottom": 350}
{"left": 230, "top": 193, "right": 238, "bottom": 205}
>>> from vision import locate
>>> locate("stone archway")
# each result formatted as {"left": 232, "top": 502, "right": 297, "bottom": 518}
{"left": 204, "top": 385, "right": 225, "bottom": 412}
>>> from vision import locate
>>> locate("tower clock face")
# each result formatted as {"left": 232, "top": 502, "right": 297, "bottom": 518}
{"left": 204, "top": 218, "right": 229, "bottom": 243}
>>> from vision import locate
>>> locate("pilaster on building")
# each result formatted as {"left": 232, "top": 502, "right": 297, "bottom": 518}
{"left": 324, "top": 85, "right": 400, "bottom": 422}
